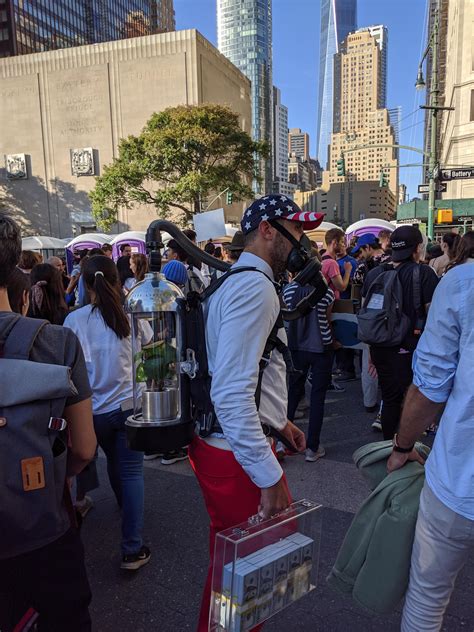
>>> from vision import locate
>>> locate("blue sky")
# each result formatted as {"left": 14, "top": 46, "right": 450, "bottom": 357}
{"left": 174, "top": 0, "right": 428, "bottom": 199}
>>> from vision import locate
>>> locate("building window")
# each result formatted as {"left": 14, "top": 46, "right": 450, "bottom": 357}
{"left": 470, "top": 90, "right": 474, "bottom": 121}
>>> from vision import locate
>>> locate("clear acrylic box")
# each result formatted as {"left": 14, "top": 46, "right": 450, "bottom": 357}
{"left": 210, "top": 499, "right": 322, "bottom": 631}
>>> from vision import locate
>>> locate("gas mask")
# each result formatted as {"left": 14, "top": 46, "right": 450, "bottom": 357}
{"left": 270, "top": 221, "right": 328, "bottom": 313}
{"left": 270, "top": 220, "right": 312, "bottom": 273}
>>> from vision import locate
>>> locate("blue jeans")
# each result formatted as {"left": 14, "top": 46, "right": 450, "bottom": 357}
{"left": 287, "top": 349, "right": 334, "bottom": 451}
{"left": 93, "top": 407, "right": 144, "bottom": 555}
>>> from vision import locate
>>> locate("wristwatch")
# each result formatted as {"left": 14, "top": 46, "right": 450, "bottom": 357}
{"left": 393, "top": 434, "right": 415, "bottom": 454}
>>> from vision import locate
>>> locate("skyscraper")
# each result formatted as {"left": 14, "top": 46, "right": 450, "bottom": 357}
{"left": 288, "top": 128, "right": 310, "bottom": 162}
{"left": 357, "top": 25, "right": 388, "bottom": 107}
{"left": 316, "top": 0, "right": 357, "bottom": 168}
{"left": 0, "top": 0, "right": 175, "bottom": 58}
{"left": 329, "top": 29, "right": 398, "bottom": 198}
{"left": 272, "top": 87, "right": 295, "bottom": 197}
{"left": 217, "top": 0, "right": 272, "bottom": 192}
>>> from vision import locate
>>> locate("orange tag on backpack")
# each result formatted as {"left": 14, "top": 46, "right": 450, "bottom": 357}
{"left": 21, "top": 457, "right": 46, "bottom": 491}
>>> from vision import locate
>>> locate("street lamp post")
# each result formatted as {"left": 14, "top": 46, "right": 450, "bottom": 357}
{"left": 416, "top": 9, "right": 454, "bottom": 239}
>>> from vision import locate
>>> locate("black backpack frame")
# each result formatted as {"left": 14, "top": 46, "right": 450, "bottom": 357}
{"left": 179, "top": 267, "right": 298, "bottom": 451}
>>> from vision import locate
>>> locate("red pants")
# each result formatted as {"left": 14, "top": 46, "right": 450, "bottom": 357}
{"left": 188, "top": 436, "right": 290, "bottom": 632}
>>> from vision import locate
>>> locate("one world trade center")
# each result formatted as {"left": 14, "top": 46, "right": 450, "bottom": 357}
{"left": 316, "top": 0, "right": 357, "bottom": 168}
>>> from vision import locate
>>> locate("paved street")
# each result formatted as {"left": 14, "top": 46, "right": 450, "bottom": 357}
{"left": 83, "top": 380, "right": 474, "bottom": 631}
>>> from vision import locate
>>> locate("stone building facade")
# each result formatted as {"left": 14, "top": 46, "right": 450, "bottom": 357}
{"left": 0, "top": 29, "right": 251, "bottom": 236}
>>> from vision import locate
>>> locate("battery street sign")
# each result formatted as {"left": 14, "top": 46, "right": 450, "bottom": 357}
{"left": 440, "top": 168, "right": 474, "bottom": 181}
{"left": 418, "top": 182, "right": 447, "bottom": 194}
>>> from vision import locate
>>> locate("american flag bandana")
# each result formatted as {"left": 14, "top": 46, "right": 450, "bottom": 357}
{"left": 240, "top": 195, "right": 324, "bottom": 235}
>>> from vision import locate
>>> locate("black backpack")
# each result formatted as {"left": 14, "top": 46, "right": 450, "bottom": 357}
{"left": 180, "top": 267, "right": 297, "bottom": 450}
{"left": 357, "top": 264, "right": 422, "bottom": 347}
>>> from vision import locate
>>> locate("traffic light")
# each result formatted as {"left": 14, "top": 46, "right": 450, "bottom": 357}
{"left": 226, "top": 191, "right": 234, "bottom": 205}
{"left": 336, "top": 156, "right": 346, "bottom": 177}
{"left": 379, "top": 170, "right": 388, "bottom": 188}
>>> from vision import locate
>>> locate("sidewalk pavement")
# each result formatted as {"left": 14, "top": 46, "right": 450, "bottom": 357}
{"left": 82, "top": 381, "right": 474, "bottom": 631}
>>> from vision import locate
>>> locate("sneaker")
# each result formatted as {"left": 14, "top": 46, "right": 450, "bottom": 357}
{"left": 328, "top": 380, "right": 345, "bottom": 392}
{"left": 144, "top": 453, "right": 162, "bottom": 461}
{"left": 121, "top": 545, "right": 151, "bottom": 571}
{"left": 305, "top": 446, "right": 326, "bottom": 462}
{"left": 161, "top": 449, "right": 188, "bottom": 465}
{"left": 75, "top": 495, "right": 94, "bottom": 519}
{"left": 371, "top": 419, "right": 383, "bottom": 432}
{"left": 334, "top": 371, "right": 357, "bottom": 382}
{"left": 294, "top": 409, "right": 307, "bottom": 420}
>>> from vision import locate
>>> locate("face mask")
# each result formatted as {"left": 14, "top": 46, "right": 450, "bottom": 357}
{"left": 270, "top": 221, "right": 310, "bottom": 273}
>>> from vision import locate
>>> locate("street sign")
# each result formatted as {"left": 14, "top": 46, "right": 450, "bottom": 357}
{"left": 417, "top": 182, "right": 447, "bottom": 194}
{"left": 440, "top": 168, "right": 474, "bottom": 181}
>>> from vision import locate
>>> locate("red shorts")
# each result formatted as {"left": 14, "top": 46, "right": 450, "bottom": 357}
{"left": 188, "top": 436, "right": 290, "bottom": 632}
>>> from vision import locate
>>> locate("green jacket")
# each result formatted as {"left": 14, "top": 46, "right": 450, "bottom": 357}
{"left": 327, "top": 440, "right": 430, "bottom": 615}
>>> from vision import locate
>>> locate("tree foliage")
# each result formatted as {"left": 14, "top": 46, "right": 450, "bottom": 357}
{"left": 90, "top": 104, "right": 268, "bottom": 229}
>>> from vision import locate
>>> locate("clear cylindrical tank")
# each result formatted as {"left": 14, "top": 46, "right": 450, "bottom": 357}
{"left": 125, "top": 272, "right": 193, "bottom": 451}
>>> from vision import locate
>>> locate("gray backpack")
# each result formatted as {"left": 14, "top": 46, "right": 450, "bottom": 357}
{"left": 0, "top": 316, "right": 78, "bottom": 560}
{"left": 357, "top": 264, "right": 420, "bottom": 347}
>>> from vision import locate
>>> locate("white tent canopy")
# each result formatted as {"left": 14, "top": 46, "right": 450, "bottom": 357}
{"left": 109, "top": 231, "right": 146, "bottom": 244}
{"left": 66, "top": 233, "right": 112, "bottom": 248}
{"left": 22, "top": 235, "right": 67, "bottom": 251}
{"left": 345, "top": 218, "right": 394, "bottom": 236}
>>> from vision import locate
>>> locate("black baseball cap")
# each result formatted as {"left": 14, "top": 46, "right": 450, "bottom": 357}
{"left": 390, "top": 226, "right": 423, "bottom": 262}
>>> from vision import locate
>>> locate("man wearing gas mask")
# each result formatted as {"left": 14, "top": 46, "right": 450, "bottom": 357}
{"left": 188, "top": 195, "right": 324, "bottom": 631}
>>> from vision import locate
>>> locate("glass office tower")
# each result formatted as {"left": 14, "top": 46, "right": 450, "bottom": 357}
{"left": 217, "top": 0, "right": 272, "bottom": 192}
{"left": 0, "top": 0, "right": 175, "bottom": 57}
{"left": 316, "top": 0, "right": 357, "bottom": 168}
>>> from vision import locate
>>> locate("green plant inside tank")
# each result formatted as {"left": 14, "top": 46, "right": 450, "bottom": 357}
{"left": 135, "top": 340, "right": 177, "bottom": 391}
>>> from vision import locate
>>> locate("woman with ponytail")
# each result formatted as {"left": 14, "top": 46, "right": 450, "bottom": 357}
{"left": 64, "top": 255, "right": 152, "bottom": 571}
{"left": 29, "top": 263, "right": 68, "bottom": 325}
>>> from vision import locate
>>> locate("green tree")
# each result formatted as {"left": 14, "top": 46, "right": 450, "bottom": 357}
{"left": 90, "top": 104, "right": 268, "bottom": 229}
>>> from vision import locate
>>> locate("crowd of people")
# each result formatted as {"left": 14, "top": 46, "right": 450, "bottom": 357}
{"left": 0, "top": 198, "right": 473, "bottom": 632}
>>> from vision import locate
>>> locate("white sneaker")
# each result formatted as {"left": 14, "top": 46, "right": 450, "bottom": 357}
{"left": 305, "top": 446, "right": 326, "bottom": 462}
{"left": 144, "top": 453, "right": 162, "bottom": 461}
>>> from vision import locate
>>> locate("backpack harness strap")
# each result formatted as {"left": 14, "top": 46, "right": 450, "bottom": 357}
{"left": 2, "top": 317, "right": 48, "bottom": 360}
{"left": 194, "top": 267, "right": 298, "bottom": 452}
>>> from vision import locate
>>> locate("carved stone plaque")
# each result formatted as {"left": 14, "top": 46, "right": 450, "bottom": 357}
{"left": 6, "top": 153, "right": 27, "bottom": 179}
{"left": 70, "top": 147, "right": 95, "bottom": 176}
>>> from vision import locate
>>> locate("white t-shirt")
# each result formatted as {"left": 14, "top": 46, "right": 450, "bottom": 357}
{"left": 64, "top": 304, "right": 150, "bottom": 415}
{"left": 123, "top": 277, "right": 137, "bottom": 292}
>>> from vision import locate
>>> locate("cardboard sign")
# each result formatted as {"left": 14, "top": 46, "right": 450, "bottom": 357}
{"left": 193, "top": 208, "right": 227, "bottom": 242}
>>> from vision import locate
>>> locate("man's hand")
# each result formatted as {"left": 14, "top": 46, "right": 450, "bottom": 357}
{"left": 367, "top": 359, "right": 377, "bottom": 379}
{"left": 280, "top": 420, "right": 306, "bottom": 453}
{"left": 259, "top": 477, "right": 291, "bottom": 519}
{"left": 387, "top": 447, "right": 426, "bottom": 473}
{"left": 344, "top": 261, "right": 353, "bottom": 274}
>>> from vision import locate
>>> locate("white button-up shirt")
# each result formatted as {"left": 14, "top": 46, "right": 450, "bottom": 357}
{"left": 203, "top": 252, "right": 288, "bottom": 488}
